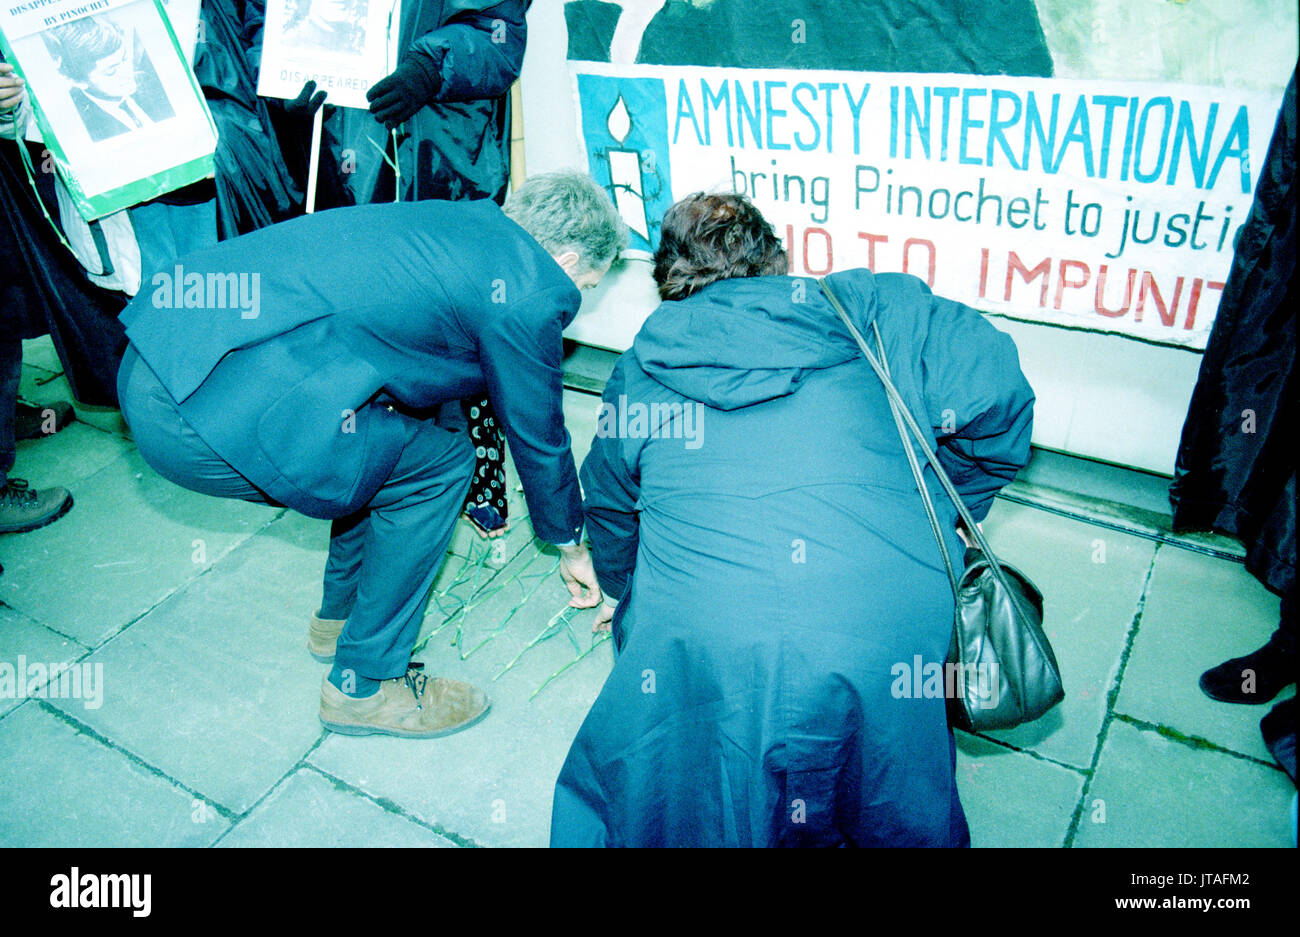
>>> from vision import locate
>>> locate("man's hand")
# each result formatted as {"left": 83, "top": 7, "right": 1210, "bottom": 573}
{"left": 366, "top": 54, "right": 442, "bottom": 127}
{"left": 557, "top": 542, "right": 601, "bottom": 609}
{"left": 0, "top": 64, "right": 26, "bottom": 113}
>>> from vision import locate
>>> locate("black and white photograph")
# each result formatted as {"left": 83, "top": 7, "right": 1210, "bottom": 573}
{"left": 43, "top": 14, "right": 175, "bottom": 142}
{"left": 282, "top": 0, "right": 370, "bottom": 56}
{"left": 0, "top": 0, "right": 216, "bottom": 218}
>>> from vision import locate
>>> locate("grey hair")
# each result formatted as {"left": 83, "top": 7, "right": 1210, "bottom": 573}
{"left": 503, "top": 171, "right": 628, "bottom": 274}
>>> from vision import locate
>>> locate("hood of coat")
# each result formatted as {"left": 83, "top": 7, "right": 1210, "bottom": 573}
{"left": 631, "top": 272, "right": 877, "bottom": 410}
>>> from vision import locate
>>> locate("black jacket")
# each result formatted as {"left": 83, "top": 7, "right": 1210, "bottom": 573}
{"left": 1170, "top": 66, "right": 1296, "bottom": 600}
{"left": 259, "top": 0, "right": 529, "bottom": 207}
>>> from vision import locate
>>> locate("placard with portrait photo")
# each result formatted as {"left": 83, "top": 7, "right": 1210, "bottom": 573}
{"left": 0, "top": 0, "right": 217, "bottom": 220}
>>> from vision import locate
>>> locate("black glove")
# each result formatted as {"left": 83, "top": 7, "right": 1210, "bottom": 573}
{"left": 366, "top": 54, "right": 443, "bottom": 127}
{"left": 284, "top": 80, "right": 327, "bottom": 119}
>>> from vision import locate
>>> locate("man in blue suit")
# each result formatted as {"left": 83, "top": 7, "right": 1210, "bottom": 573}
{"left": 117, "top": 172, "right": 626, "bottom": 738}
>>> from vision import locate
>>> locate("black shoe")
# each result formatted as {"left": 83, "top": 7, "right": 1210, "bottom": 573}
{"left": 1199, "top": 640, "right": 1297, "bottom": 704}
{"left": 14, "top": 400, "right": 75, "bottom": 440}
{"left": 0, "top": 479, "right": 74, "bottom": 534}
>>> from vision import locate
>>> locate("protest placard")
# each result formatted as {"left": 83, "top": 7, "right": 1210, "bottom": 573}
{"left": 0, "top": 0, "right": 217, "bottom": 220}
{"left": 256, "top": 0, "right": 395, "bottom": 110}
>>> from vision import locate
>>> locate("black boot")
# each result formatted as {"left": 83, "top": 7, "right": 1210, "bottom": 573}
{"left": 1199, "top": 635, "right": 1297, "bottom": 704}
{"left": 14, "top": 400, "right": 75, "bottom": 440}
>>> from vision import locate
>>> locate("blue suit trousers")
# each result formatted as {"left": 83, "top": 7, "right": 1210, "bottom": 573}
{"left": 118, "top": 345, "right": 475, "bottom": 679}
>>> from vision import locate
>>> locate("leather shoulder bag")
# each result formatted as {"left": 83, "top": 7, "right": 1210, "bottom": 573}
{"left": 818, "top": 278, "right": 1065, "bottom": 732}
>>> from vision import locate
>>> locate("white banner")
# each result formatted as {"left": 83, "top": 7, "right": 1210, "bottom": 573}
{"left": 572, "top": 62, "right": 1284, "bottom": 350}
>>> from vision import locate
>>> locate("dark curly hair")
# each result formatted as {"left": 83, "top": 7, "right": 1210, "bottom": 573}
{"left": 652, "top": 193, "right": 789, "bottom": 301}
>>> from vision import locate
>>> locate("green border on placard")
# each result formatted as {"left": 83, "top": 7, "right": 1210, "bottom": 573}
{"left": 0, "top": 0, "right": 217, "bottom": 221}
{"left": 81, "top": 151, "right": 216, "bottom": 216}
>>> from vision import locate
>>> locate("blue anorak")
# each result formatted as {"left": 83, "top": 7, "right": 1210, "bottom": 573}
{"left": 553, "top": 269, "right": 1034, "bottom": 847}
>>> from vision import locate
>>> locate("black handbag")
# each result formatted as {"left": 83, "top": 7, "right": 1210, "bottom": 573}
{"left": 818, "top": 279, "right": 1064, "bottom": 732}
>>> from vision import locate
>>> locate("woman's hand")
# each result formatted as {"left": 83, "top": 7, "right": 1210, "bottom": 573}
{"left": 283, "top": 79, "right": 327, "bottom": 120}
{"left": 956, "top": 521, "right": 984, "bottom": 548}
{"left": 592, "top": 600, "right": 616, "bottom": 634}
{"left": 0, "top": 64, "right": 26, "bottom": 113}
{"left": 470, "top": 518, "right": 510, "bottom": 540}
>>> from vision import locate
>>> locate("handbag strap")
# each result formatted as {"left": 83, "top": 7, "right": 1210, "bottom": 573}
{"left": 871, "top": 317, "right": 959, "bottom": 595}
{"left": 817, "top": 277, "right": 1021, "bottom": 600}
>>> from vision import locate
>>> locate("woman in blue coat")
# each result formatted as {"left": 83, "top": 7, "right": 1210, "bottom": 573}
{"left": 551, "top": 193, "right": 1035, "bottom": 847}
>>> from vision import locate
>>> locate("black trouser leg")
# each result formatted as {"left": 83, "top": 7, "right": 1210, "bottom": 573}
{"left": 1, "top": 339, "right": 21, "bottom": 487}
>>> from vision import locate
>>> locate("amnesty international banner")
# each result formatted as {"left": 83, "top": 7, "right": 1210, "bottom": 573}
{"left": 0, "top": 0, "right": 217, "bottom": 220}
{"left": 572, "top": 62, "right": 1280, "bottom": 350}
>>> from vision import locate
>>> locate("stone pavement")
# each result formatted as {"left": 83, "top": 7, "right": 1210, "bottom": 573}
{"left": 0, "top": 336, "right": 1293, "bottom": 847}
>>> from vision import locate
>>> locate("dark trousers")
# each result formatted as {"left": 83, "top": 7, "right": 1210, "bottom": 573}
{"left": 118, "top": 346, "right": 475, "bottom": 680}
{"left": 1, "top": 339, "right": 19, "bottom": 488}
{"left": 1276, "top": 585, "right": 1295, "bottom": 658}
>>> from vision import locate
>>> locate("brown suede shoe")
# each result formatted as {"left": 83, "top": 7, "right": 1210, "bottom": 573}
{"left": 307, "top": 612, "right": 346, "bottom": 663}
{"left": 319, "top": 668, "right": 491, "bottom": 739}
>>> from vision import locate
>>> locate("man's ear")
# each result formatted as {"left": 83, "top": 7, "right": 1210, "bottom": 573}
{"left": 556, "top": 250, "right": 581, "bottom": 274}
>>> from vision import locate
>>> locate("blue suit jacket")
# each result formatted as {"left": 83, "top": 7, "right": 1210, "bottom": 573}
{"left": 120, "top": 199, "right": 585, "bottom": 542}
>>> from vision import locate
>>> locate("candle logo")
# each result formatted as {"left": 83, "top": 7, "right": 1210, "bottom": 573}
{"left": 606, "top": 94, "right": 650, "bottom": 241}
{"left": 577, "top": 74, "right": 674, "bottom": 253}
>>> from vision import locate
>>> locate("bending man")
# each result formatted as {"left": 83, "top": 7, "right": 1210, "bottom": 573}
{"left": 117, "top": 171, "right": 626, "bottom": 738}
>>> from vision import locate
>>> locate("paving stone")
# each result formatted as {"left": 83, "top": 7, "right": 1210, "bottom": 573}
{"left": 6, "top": 361, "right": 1288, "bottom": 849}
{"left": 955, "top": 733, "right": 1085, "bottom": 847}
{"left": 973, "top": 499, "right": 1155, "bottom": 768}
{"left": 0, "top": 605, "right": 90, "bottom": 719}
{"left": 310, "top": 542, "right": 614, "bottom": 848}
{"left": 1073, "top": 719, "right": 1294, "bottom": 848}
{"left": 1116, "top": 546, "right": 1292, "bottom": 764}
{"left": 217, "top": 768, "right": 457, "bottom": 848}
{"left": 10, "top": 422, "right": 135, "bottom": 490}
{"left": 20, "top": 336, "right": 63, "bottom": 375}
{"left": 419, "top": 538, "right": 559, "bottom": 647}
{"left": 0, "top": 703, "right": 228, "bottom": 847}
{"left": 562, "top": 388, "right": 602, "bottom": 470}
{"left": 19, "top": 368, "right": 129, "bottom": 437}
{"left": 0, "top": 448, "right": 280, "bottom": 647}
{"left": 44, "top": 511, "right": 331, "bottom": 814}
